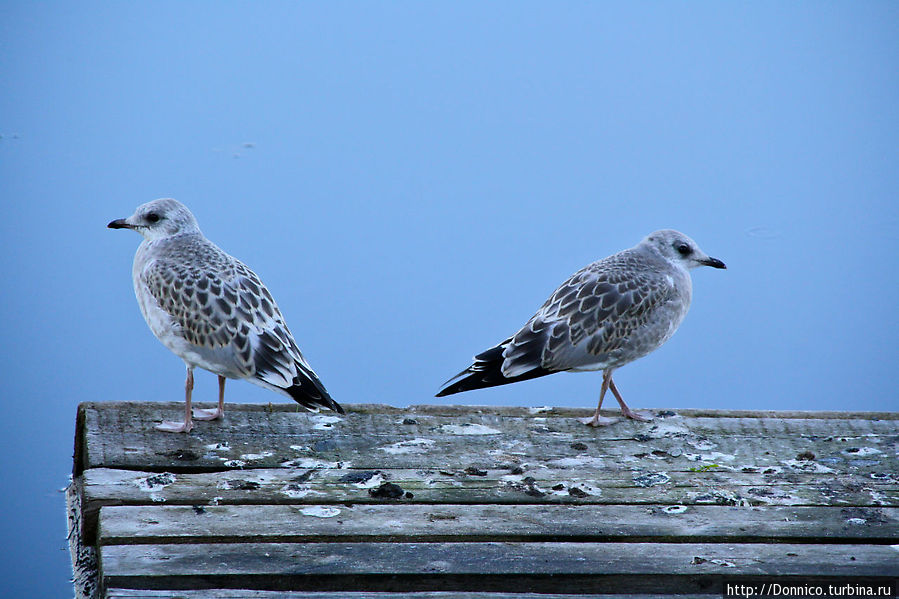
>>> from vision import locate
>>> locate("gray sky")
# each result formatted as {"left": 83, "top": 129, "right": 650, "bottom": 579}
{"left": 1, "top": 2, "right": 897, "bottom": 595}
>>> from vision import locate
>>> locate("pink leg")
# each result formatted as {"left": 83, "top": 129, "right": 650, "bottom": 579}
{"left": 581, "top": 370, "right": 620, "bottom": 427}
{"left": 609, "top": 378, "right": 653, "bottom": 422}
{"left": 156, "top": 367, "right": 195, "bottom": 433}
{"left": 194, "top": 376, "right": 226, "bottom": 421}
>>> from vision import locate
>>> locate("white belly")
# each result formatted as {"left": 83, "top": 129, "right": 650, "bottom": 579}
{"left": 132, "top": 259, "right": 235, "bottom": 376}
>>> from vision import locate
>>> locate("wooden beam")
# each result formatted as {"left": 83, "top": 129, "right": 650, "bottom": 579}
{"left": 98, "top": 503, "right": 899, "bottom": 545}
{"left": 100, "top": 541, "right": 897, "bottom": 593}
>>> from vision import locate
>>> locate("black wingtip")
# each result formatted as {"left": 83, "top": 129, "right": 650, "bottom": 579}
{"left": 434, "top": 366, "right": 472, "bottom": 397}
{"left": 434, "top": 384, "right": 459, "bottom": 398}
{"left": 436, "top": 341, "right": 554, "bottom": 397}
{"left": 285, "top": 375, "right": 344, "bottom": 414}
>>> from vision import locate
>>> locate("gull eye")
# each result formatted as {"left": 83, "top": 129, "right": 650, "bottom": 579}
{"left": 676, "top": 243, "right": 692, "bottom": 256}
{"left": 146, "top": 212, "right": 160, "bottom": 223}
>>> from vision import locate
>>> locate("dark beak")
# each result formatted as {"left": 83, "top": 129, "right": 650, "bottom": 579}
{"left": 107, "top": 218, "right": 131, "bottom": 229}
{"left": 701, "top": 257, "right": 727, "bottom": 269}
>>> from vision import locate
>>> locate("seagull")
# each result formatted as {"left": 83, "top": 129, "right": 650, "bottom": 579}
{"left": 109, "top": 198, "right": 343, "bottom": 433}
{"left": 436, "top": 230, "right": 725, "bottom": 426}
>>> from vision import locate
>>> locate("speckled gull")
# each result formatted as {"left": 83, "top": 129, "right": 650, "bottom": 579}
{"left": 109, "top": 198, "right": 343, "bottom": 433}
{"left": 437, "top": 230, "right": 725, "bottom": 426}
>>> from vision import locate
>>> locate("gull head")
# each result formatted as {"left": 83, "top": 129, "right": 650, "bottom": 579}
{"left": 108, "top": 198, "right": 201, "bottom": 241}
{"left": 641, "top": 229, "right": 726, "bottom": 271}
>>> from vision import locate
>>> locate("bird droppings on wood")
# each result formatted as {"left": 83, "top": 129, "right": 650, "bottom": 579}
{"left": 239, "top": 451, "right": 274, "bottom": 462}
{"left": 377, "top": 438, "right": 435, "bottom": 454}
{"left": 688, "top": 438, "right": 716, "bottom": 451}
{"left": 299, "top": 506, "right": 340, "bottom": 518}
{"left": 135, "top": 473, "right": 175, "bottom": 491}
{"left": 845, "top": 447, "right": 882, "bottom": 457}
{"left": 841, "top": 507, "right": 890, "bottom": 525}
{"left": 339, "top": 471, "right": 381, "bottom": 485}
{"left": 663, "top": 505, "right": 689, "bottom": 515}
{"left": 633, "top": 472, "right": 671, "bottom": 487}
{"left": 279, "top": 483, "right": 321, "bottom": 499}
{"left": 353, "top": 473, "right": 387, "bottom": 489}
{"left": 692, "top": 490, "right": 750, "bottom": 507}
{"left": 516, "top": 476, "right": 547, "bottom": 498}
{"left": 310, "top": 415, "right": 342, "bottom": 430}
{"left": 782, "top": 459, "right": 837, "bottom": 474}
{"left": 280, "top": 457, "right": 341, "bottom": 469}
{"left": 438, "top": 423, "right": 502, "bottom": 435}
{"left": 691, "top": 556, "right": 736, "bottom": 567}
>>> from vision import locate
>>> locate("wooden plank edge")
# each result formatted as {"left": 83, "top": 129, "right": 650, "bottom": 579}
{"left": 67, "top": 477, "right": 99, "bottom": 599}
{"left": 76, "top": 401, "right": 899, "bottom": 420}
{"left": 96, "top": 504, "right": 899, "bottom": 547}
{"left": 98, "top": 542, "right": 899, "bottom": 593}
{"left": 104, "top": 591, "right": 727, "bottom": 599}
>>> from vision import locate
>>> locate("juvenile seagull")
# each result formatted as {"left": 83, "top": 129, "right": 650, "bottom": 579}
{"left": 109, "top": 198, "right": 343, "bottom": 433}
{"left": 437, "top": 230, "right": 725, "bottom": 426}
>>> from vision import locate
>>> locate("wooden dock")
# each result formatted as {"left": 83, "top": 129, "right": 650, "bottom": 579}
{"left": 68, "top": 401, "right": 898, "bottom": 598}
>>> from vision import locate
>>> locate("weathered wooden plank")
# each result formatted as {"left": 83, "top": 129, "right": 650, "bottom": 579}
{"left": 105, "top": 592, "right": 719, "bottom": 599}
{"left": 104, "top": 592, "right": 722, "bottom": 599}
{"left": 98, "top": 503, "right": 899, "bottom": 545}
{"left": 81, "top": 465, "right": 899, "bottom": 510}
{"left": 84, "top": 464, "right": 896, "bottom": 509}
{"left": 68, "top": 478, "right": 99, "bottom": 599}
{"left": 82, "top": 464, "right": 899, "bottom": 496}
{"left": 99, "top": 542, "right": 898, "bottom": 593}
{"left": 77, "top": 466, "right": 899, "bottom": 545}
{"left": 77, "top": 403, "right": 898, "bottom": 474}
{"left": 81, "top": 400, "right": 899, "bottom": 419}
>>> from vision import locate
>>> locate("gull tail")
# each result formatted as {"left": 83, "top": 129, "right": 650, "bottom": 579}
{"left": 286, "top": 368, "right": 345, "bottom": 414}
{"left": 436, "top": 338, "right": 553, "bottom": 397}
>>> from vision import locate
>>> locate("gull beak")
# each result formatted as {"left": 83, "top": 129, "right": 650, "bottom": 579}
{"left": 108, "top": 218, "right": 132, "bottom": 229}
{"left": 701, "top": 257, "right": 727, "bottom": 269}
